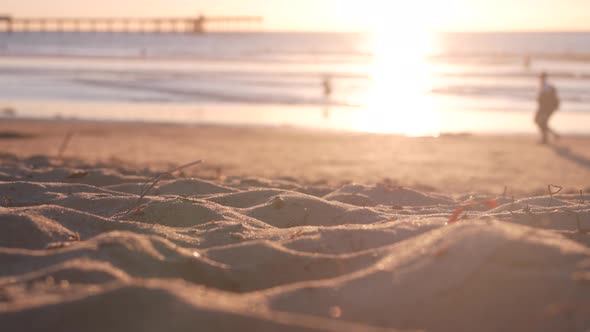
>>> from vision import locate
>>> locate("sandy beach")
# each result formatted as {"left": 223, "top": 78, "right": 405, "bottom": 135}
{"left": 0, "top": 119, "right": 588, "bottom": 331}
{"left": 2, "top": 0, "right": 590, "bottom": 329}
{"left": 1, "top": 119, "right": 590, "bottom": 195}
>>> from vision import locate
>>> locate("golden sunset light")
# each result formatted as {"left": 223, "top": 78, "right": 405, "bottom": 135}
{"left": 1, "top": 0, "right": 590, "bottom": 31}
{"left": 1, "top": 1, "right": 590, "bottom": 331}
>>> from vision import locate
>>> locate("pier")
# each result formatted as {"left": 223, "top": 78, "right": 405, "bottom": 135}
{"left": 0, "top": 14, "right": 263, "bottom": 34}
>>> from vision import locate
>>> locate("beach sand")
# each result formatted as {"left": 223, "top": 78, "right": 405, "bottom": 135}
{"left": 1, "top": 119, "right": 590, "bottom": 195}
{"left": 0, "top": 119, "right": 589, "bottom": 331}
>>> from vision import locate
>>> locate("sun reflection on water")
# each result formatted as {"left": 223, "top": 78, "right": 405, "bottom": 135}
{"left": 356, "top": 24, "right": 439, "bottom": 136}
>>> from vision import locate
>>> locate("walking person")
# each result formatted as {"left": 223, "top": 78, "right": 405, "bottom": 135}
{"left": 322, "top": 75, "right": 333, "bottom": 118}
{"left": 535, "top": 72, "right": 560, "bottom": 144}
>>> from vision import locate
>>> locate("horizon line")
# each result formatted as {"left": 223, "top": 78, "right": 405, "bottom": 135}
{"left": 199, "top": 27, "right": 590, "bottom": 34}
{"left": 187, "top": 28, "right": 590, "bottom": 34}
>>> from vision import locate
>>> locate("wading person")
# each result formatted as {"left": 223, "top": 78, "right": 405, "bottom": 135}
{"left": 322, "top": 75, "right": 333, "bottom": 118}
{"left": 535, "top": 72, "right": 560, "bottom": 144}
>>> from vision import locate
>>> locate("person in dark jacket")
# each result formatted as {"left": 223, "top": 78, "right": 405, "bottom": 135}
{"left": 535, "top": 72, "right": 560, "bottom": 144}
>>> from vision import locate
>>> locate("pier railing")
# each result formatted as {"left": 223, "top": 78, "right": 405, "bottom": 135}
{"left": 0, "top": 15, "right": 263, "bottom": 33}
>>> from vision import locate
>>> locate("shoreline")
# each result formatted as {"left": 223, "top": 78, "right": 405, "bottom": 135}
{"left": 5, "top": 115, "right": 590, "bottom": 137}
{"left": 4, "top": 100, "right": 590, "bottom": 136}
{"left": 2, "top": 118, "right": 590, "bottom": 195}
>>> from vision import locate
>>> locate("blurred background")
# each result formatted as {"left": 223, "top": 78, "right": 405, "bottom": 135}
{"left": 1, "top": 0, "right": 589, "bottom": 136}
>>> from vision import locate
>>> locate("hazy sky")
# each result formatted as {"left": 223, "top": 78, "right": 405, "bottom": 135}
{"left": 2, "top": 0, "right": 589, "bottom": 32}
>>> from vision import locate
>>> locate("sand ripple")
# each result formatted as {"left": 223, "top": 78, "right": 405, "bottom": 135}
{"left": 0, "top": 155, "right": 589, "bottom": 331}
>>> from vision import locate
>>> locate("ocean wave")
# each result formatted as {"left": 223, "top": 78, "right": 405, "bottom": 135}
{"left": 3, "top": 31, "right": 590, "bottom": 63}
{"left": 74, "top": 78, "right": 354, "bottom": 107}
{"left": 430, "top": 85, "right": 590, "bottom": 104}
{"left": 438, "top": 71, "right": 590, "bottom": 80}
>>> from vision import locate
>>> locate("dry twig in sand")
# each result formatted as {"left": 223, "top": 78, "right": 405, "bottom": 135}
{"left": 119, "top": 160, "right": 203, "bottom": 217}
{"left": 447, "top": 198, "right": 498, "bottom": 224}
{"left": 57, "top": 132, "right": 74, "bottom": 159}
{"left": 548, "top": 184, "right": 563, "bottom": 201}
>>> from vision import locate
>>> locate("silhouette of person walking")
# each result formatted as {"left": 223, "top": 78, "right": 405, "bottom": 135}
{"left": 535, "top": 72, "right": 560, "bottom": 144}
{"left": 322, "top": 75, "right": 332, "bottom": 98}
{"left": 322, "top": 75, "right": 333, "bottom": 118}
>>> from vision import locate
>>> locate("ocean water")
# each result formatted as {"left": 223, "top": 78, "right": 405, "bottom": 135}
{"left": 0, "top": 31, "right": 589, "bottom": 135}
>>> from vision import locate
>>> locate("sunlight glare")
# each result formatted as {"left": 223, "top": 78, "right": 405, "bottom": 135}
{"left": 357, "top": 1, "right": 440, "bottom": 136}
